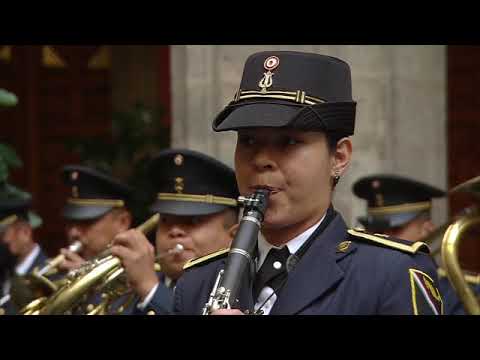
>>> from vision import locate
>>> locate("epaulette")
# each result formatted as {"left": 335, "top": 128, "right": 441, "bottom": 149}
{"left": 437, "top": 267, "right": 480, "bottom": 285}
{"left": 183, "top": 247, "right": 230, "bottom": 270}
{"left": 347, "top": 228, "right": 430, "bottom": 254}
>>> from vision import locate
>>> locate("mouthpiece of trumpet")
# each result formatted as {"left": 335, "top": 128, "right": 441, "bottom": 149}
{"left": 68, "top": 241, "right": 83, "bottom": 253}
{"left": 172, "top": 244, "right": 184, "bottom": 253}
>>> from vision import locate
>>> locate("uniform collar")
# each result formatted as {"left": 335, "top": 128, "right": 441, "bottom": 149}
{"left": 270, "top": 212, "right": 356, "bottom": 314}
{"left": 15, "top": 243, "right": 40, "bottom": 275}
{"left": 164, "top": 275, "right": 174, "bottom": 289}
{"left": 257, "top": 212, "right": 327, "bottom": 270}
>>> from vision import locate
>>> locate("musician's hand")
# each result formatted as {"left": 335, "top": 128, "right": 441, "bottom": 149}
{"left": 58, "top": 249, "right": 86, "bottom": 271}
{"left": 111, "top": 229, "right": 158, "bottom": 299}
{"left": 210, "top": 309, "right": 245, "bottom": 315}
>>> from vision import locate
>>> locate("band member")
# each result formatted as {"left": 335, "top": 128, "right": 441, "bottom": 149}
{"left": 170, "top": 51, "right": 443, "bottom": 315}
{"left": 0, "top": 183, "right": 46, "bottom": 314}
{"left": 58, "top": 165, "right": 133, "bottom": 270}
{"left": 110, "top": 149, "right": 240, "bottom": 315}
{"left": 57, "top": 165, "right": 134, "bottom": 314}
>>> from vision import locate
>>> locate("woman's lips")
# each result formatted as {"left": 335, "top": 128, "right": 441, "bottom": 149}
{"left": 249, "top": 185, "right": 282, "bottom": 195}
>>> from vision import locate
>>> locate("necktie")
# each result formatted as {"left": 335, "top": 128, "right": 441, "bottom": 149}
{"left": 253, "top": 246, "right": 290, "bottom": 300}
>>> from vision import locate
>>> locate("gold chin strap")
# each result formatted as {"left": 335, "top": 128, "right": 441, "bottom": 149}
{"left": 233, "top": 89, "right": 325, "bottom": 105}
{"left": 0, "top": 214, "right": 18, "bottom": 228}
{"left": 67, "top": 198, "right": 125, "bottom": 207}
{"left": 368, "top": 201, "right": 431, "bottom": 216}
{"left": 157, "top": 193, "right": 237, "bottom": 207}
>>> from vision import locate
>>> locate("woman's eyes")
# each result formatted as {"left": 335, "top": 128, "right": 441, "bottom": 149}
{"left": 238, "top": 135, "right": 302, "bottom": 146}
{"left": 282, "top": 136, "right": 303, "bottom": 146}
{"left": 188, "top": 217, "right": 199, "bottom": 225}
{"left": 239, "top": 136, "right": 255, "bottom": 145}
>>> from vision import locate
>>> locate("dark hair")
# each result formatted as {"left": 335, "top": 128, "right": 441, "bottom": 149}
{"left": 326, "top": 132, "right": 344, "bottom": 153}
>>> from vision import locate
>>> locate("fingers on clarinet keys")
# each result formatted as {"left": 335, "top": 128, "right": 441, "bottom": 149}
{"left": 244, "top": 309, "right": 264, "bottom": 315}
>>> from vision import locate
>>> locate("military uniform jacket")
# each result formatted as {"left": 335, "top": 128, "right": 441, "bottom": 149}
{"left": 130, "top": 273, "right": 173, "bottom": 315}
{"left": 169, "top": 211, "right": 443, "bottom": 315}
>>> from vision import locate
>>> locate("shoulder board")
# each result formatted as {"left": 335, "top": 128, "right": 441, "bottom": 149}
{"left": 347, "top": 228, "right": 430, "bottom": 254}
{"left": 437, "top": 267, "right": 480, "bottom": 285}
{"left": 183, "top": 247, "right": 230, "bottom": 270}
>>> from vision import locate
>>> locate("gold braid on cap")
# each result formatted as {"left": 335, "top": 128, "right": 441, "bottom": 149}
{"left": 157, "top": 193, "right": 238, "bottom": 207}
{"left": 0, "top": 214, "right": 18, "bottom": 227}
{"left": 233, "top": 89, "right": 326, "bottom": 105}
{"left": 368, "top": 201, "right": 431, "bottom": 216}
{"left": 67, "top": 198, "right": 125, "bottom": 207}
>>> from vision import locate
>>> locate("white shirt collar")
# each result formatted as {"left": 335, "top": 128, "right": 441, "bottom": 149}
{"left": 164, "top": 275, "right": 173, "bottom": 289}
{"left": 15, "top": 244, "right": 40, "bottom": 275}
{"left": 256, "top": 212, "right": 327, "bottom": 270}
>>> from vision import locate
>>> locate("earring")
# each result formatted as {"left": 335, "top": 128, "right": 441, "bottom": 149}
{"left": 333, "top": 171, "right": 340, "bottom": 186}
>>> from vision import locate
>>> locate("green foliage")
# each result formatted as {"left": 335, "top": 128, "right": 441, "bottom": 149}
{"left": 64, "top": 103, "right": 170, "bottom": 225}
{"left": 0, "top": 89, "right": 22, "bottom": 182}
{"left": 0, "top": 88, "right": 18, "bottom": 107}
{"left": 0, "top": 141, "right": 23, "bottom": 183}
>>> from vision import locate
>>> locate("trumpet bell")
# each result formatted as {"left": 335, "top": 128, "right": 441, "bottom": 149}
{"left": 449, "top": 175, "right": 480, "bottom": 197}
{"left": 9, "top": 272, "right": 59, "bottom": 310}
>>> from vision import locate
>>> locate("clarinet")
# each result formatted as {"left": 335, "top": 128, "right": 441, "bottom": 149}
{"left": 202, "top": 189, "right": 270, "bottom": 315}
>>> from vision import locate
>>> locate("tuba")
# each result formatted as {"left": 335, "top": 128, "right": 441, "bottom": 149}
{"left": 20, "top": 214, "right": 162, "bottom": 315}
{"left": 440, "top": 175, "right": 480, "bottom": 315}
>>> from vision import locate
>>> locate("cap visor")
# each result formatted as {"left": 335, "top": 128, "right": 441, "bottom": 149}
{"left": 150, "top": 200, "right": 231, "bottom": 217}
{"left": 62, "top": 204, "right": 113, "bottom": 221}
{"left": 214, "top": 102, "right": 301, "bottom": 131}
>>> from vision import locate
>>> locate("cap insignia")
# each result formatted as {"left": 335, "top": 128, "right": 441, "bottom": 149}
{"left": 258, "top": 56, "right": 279, "bottom": 94}
{"left": 174, "top": 154, "right": 184, "bottom": 166}
{"left": 175, "top": 177, "right": 184, "bottom": 194}
{"left": 375, "top": 193, "right": 384, "bottom": 207}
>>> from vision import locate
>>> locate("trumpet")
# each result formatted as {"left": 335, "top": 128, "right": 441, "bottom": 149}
{"left": 0, "top": 241, "right": 83, "bottom": 310}
{"left": 39, "top": 241, "right": 84, "bottom": 277}
{"left": 84, "top": 243, "right": 184, "bottom": 315}
{"left": 20, "top": 213, "right": 182, "bottom": 315}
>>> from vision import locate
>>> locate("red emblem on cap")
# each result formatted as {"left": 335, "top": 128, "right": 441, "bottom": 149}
{"left": 264, "top": 56, "right": 280, "bottom": 71}
{"left": 259, "top": 56, "right": 280, "bottom": 93}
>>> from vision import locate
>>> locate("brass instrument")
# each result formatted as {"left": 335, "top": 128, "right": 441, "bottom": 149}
{"left": 437, "top": 267, "right": 480, "bottom": 286}
{"left": 423, "top": 206, "right": 478, "bottom": 258}
{"left": 440, "top": 175, "right": 480, "bottom": 315}
{"left": 83, "top": 244, "right": 182, "bottom": 315}
{"left": 21, "top": 214, "right": 162, "bottom": 315}
{"left": 441, "top": 214, "right": 480, "bottom": 314}
{"left": 0, "top": 241, "right": 83, "bottom": 310}
{"left": 425, "top": 175, "right": 480, "bottom": 255}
